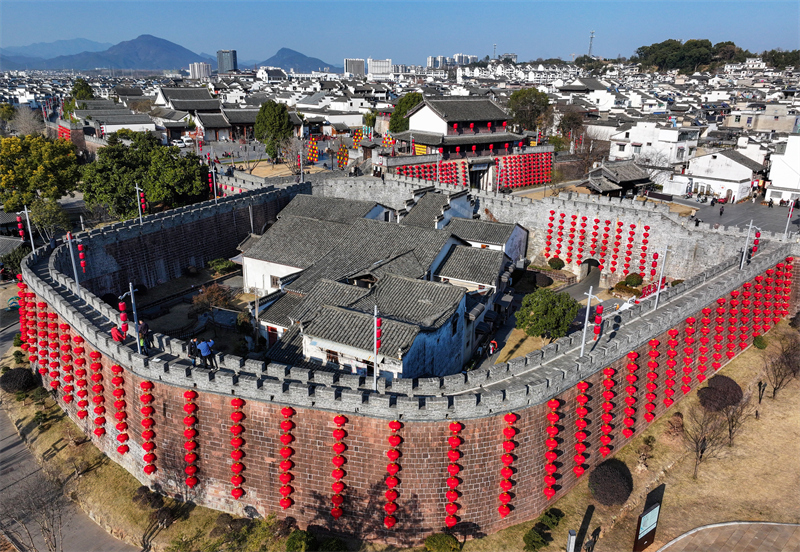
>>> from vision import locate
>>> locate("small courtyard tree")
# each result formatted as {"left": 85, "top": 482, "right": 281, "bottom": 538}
{"left": 681, "top": 403, "right": 728, "bottom": 479}
{"left": 516, "top": 288, "right": 579, "bottom": 342}
{"left": 191, "top": 284, "right": 233, "bottom": 336}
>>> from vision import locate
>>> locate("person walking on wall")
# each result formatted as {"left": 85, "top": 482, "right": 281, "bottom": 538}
{"left": 198, "top": 339, "right": 218, "bottom": 369}
{"left": 138, "top": 320, "right": 154, "bottom": 349}
{"left": 719, "top": 205, "right": 724, "bottom": 216}
{"left": 188, "top": 337, "right": 199, "bottom": 367}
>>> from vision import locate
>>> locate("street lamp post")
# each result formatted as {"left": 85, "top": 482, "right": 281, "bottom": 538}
{"left": 580, "top": 286, "right": 600, "bottom": 357}
{"left": 134, "top": 184, "right": 144, "bottom": 225}
{"left": 740, "top": 219, "right": 761, "bottom": 270}
{"left": 65, "top": 232, "right": 82, "bottom": 300}
{"left": 17, "top": 205, "right": 35, "bottom": 252}
{"left": 652, "top": 246, "right": 669, "bottom": 312}
{"left": 119, "top": 283, "right": 141, "bottom": 356}
{"left": 783, "top": 201, "right": 795, "bottom": 241}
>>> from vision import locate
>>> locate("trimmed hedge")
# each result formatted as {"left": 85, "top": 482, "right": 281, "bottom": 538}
{"left": 699, "top": 375, "right": 743, "bottom": 412}
{"left": 588, "top": 459, "right": 633, "bottom": 506}
{"left": 0, "top": 368, "right": 37, "bottom": 393}
{"left": 624, "top": 273, "right": 643, "bottom": 287}
{"left": 753, "top": 335, "right": 768, "bottom": 349}
{"left": 548, "top": 257, "right": 565, "bottom": 271}
{"left": 286, "top": 530, "right": 317, "bottom": 552}
{"left": 425, "top": 533, "right": 460, "bottom": 552}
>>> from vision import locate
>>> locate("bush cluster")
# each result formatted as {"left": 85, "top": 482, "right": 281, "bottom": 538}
{"left": 698, "top": 375, "right": 743, "bottom": 412}
{"left": 286, "top": 530, "right": 317, "bottom": 552}
{"left": 624, "top": 273, "right": 643, "bottom": 287}
{"left": 753, "top": 335, "right": 768, "bottom": 349}
{"left": 132, "top": 486, "right": 164, "bottom": 509}
{"left": 547, "top": 257, "right": 565, "bottom": 271}
{"left": 588, "top": 459, "right": 633, "bottom": 506}
{"left": 0, "top": 368, "right": 37, "bottom": 393}
{"left": 613, "top": 282, "right": 643, "bottom": 297}
{"left": 523, "top": 508, "right": 564, "bottom": 551}
{"left": 209, "top": 258, "right": 238, "bottom": 275}
{"left": 425, "top": 533, "right": 460, "bottom": 552}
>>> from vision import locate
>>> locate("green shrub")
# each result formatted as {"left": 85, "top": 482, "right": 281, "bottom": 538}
{"left": 588, "top": 459, "right": 633, "bottom": 505}
{"left": 624, "top": 273, "right": 643, "bottom": 287}
{"left": 547, "top": 257, "right": 565, "bottom": 271}
{"left": 13, "top": 350, "right": 26, "bottom": 364}
{"left": 523, "top": 528, "right": 547, "bottom": 552}
{"left": 209, "top": 258, "right": 238, "bottom": 275}
{"left": 753, "top": 335, "right": 767, "bottom": 349}
{"left": 538, "top": 508, "right": 564, "bottom": 530}
{"left": 425, "top": 533, "right": 460, "bottom": 552}
{"left": 0, "top": 368, "right": 37, "bottom": 393}
{"left": 1, "top": 366, "right": 9, "bottom": 374}
{"left": 319, "top": 537, "right": 349, "bottom": 551}
{"left": 13, "top": 333, "right": 23, "bottom": 347}
{"left": 671, "top": 279, "right": 684, "bottom": 287}
{"left": 613, "top": 282, "right": 642, "bottom": 297}
{"left": 522, "top": 509, "right": 563, "bottom": 551}
{"left": 32, "top": 411, "right": 47, "bottom": 427}
{"left": 286, "top": 530, "right": 317, "bottom": 552}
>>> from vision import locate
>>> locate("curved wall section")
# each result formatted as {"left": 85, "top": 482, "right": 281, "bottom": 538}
{"left": 17, "top": 185, "right": 799, "bottom": 545}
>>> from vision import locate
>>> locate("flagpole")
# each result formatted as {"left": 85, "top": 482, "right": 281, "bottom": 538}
{"left": 784, "top": 202, "right": 794, "bottom": 241}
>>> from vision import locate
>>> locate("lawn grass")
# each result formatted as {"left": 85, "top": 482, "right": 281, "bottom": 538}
{"left": 495, "top": 329, "right": 549, "bottom": 364}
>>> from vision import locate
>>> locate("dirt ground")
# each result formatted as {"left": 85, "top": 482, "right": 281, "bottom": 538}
{"left": 495, "top": 330, "right": 550, "bottom": 364}
{"left": 249, "top": 162, "right": 327, "bottom": 179}
{"left": 517, "top": 184, "right": 591, "bottom": 201}
{"left": 461, "top": 321, "right": 800, "bottom": 552}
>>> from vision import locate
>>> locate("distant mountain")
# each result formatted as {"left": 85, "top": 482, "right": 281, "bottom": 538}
{"left": 0, "top": 35, "right": 212, "bottom": 71}
{"left": 257, "top": 48, "right": 342, "bottom": 73}
{"left": 1, "top": 38, "right": 113, "bottom": 59}
{"left": 0, "top": 53, "right": 44, "bottom": 71}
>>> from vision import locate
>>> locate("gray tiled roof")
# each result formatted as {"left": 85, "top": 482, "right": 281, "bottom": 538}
{"left": 170, "top": 99, "right": 221, "bottom": 111}
{"left": 278, "top": 195, "right": 379, "bottom": 224}
{"left": 0, "top": 236, "right": 23, "bottom": 258}
{"left": 719, "top": 149, "right": 765, "bottom": 172}
{"left": 304, "top": 306, "right": 420, "bottom": 359}
{"left": 222, "top": 108, "right": 260, "bottom": 124}
{"left": 349, "top": 274, "right": 464, "bottom": 329}
{"left": 259, "top": 292, "right": 304, "bottom": 327}
{"left": 197, "top": 112, "right": 230, "bottom": 128}
{"left": 243, "top": 216, "right": 351, "bottom": 269}
{"left": 351, "top": 249, "right": 427, "bottom": 281}
{"left": 414, "top": 98, "right": 508, "bottom": 123}
{"left": 161, "top": 87, "right": 214, "bottom": 101}
{"left": 434, "top": 245, "right": 506, "bottom": 286}
{"left": 285, "top": 218, "right": 456, "bottom": 295}
{"left": 400, "top": 192, "right": 451, "bottom": 229}
{"left": 266, "top": 325, "right": 313, "bottom": 367}
{"left": 289, "top": 279, "right": 370, "bottom": 323}
{"left": 445, "top": 218, "right": 516, "bottom": 245}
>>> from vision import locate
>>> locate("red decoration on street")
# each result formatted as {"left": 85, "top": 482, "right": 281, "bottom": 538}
{"left": 139, "top": 381, "right": 156, "bottom": 475}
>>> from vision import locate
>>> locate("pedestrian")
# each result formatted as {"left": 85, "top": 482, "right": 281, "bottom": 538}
{"left": 719, "top": 205, "right": 724, "bottom": 216}
{"left": 752, "top": 195, "right": 756, "bottom": 204}
{"left": 188, "top": 337, "right": 199, "bottom": 367}
{"left": 111, "top": 325, "right": 125, "bottom": 343}
{"left": 138, "top": 320, "right": 153, "bottom": 349}
{"left": 138, "top": 332, "right": 149, "bottom": 356}
{"left": 769, "top": 198, "right": 774, "bottom": 208}
{"left": 198, "top": 339, "right": 218, "bottom": 369}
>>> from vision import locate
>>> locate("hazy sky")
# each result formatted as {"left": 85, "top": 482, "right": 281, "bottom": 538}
{"left": 1, "top": 0, "right": 798, "bottom": 65}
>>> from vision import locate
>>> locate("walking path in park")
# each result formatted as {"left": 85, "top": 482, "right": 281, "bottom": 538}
{"left": 657, "top": 522, "right": 800, "bottom": 552}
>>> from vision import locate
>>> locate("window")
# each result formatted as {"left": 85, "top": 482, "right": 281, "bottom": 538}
{"left": 618, "top": 144, "right": 626, "bottom": 152}
{"left": 270, "top": 275, "right": 280, "bottom": 288}
{"left": 634, "top": 145, "right": 642, "bottom": 154}
{"left": 746, "top": 117, "right": 753, "bottom": 125}
{"left": 625, "top": 132, "right": 630, "bottom": 138}
{"left": 451, "top": 315, "right": 458, "bottom": 336}
{"left": 325, "top": 350, "right": 339, "bottom": 365}
{"left": 774, "top": 116, "right": 780, "bottom": 120}
{"left": 646, "top": 142, "right": 652, "bottom": 147}
{"left": 734, "top": 115, "right": 741, "bottom": 123}
{"left": 677, "top": 149, "right": 685, "bottom": 160}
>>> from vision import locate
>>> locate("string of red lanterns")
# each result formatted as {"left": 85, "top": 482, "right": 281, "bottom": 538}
{"left": 183, "top": 390, "right": 199, "bottom": 488}
{"left": 229, "top": 403, "right": 248, "bottom": 500}
{"left": 277, "top": 406, "right": 295, "bottom": 509}
{"left": 599, "top": 369, "right": 615, "bottom": 456}
{"left": 644, "top": 339, "right": 659, "bottom": 422}
{"left": 543, "top": 398, "right": 560, "bottom": 498}
{"left": 445, "top": 421, "right": 463, "bottom": 528}
{"left": 111, "top": 364, "right": 128, "bottom": 455}
{"left": 622, "top": 352, "right": 639, "bottom": 439}
{"left": 498, "top": 412, "right": 517, "bottom": 518}
{"left": 384, "top": 420, "right": 402, "bottom": 529}
{"left": 140, "top": 381, "right": 156, "bottom": 475}
{"left": 574, "top": 383, "right": 589, "bottom": 477}
{"left": 330, "top": 414, "right": 348, "bottom": 520}
{"left": 73, "top": 336, "right": 89, "bottom": 420}
{"left": 89, "top": 351, "right": 105, "bottom": 437}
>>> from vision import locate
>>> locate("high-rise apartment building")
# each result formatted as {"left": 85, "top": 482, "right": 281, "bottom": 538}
{"left": 217, "top": 50, "right": 238, "bottom": 73}
{"left": 367, "top": 58, "right": 392, "bottom": 76}
{"left": 344, "top": 58, "right": 366, "bottom": 77}
{"left": 189, "top": 62, "right": 212, "bottom": 80}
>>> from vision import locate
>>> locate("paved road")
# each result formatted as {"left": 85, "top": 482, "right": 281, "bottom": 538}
{"left": 656, "top": 522, "right": 800, "bottom": 552}
{"left": 0, "top": 322, "right": 140, "bottom": 552}
{"left": 672, "top": 196, "right": 799, "bottom": 236}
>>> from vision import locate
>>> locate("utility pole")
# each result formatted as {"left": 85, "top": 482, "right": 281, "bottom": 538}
{"left": 134, "top": 183, "right": 144, "bottom": 224}
{"left": 652, "top": 246, "right": 669, "bottom": 312}
{"left": 783, "top": 201, "right": 794, "bottom": 241}
{"left": 119, "top": 283, "right": 141, "bottom": 355}
{"left": 580, "top": 286, "right": 599, "bottom": 357}
{"left": 740, "top": 219, "right": 760, "bottom": 270}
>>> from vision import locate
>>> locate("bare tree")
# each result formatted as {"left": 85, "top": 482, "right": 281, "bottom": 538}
{"left": 720, "top": 391, "right": 755, "bottom": 446}
{"left": 635, "top": 147, "right": 674, "bottom": 187}
{"left": 681, "top": 403, "right": 728, "bottom": 479}
{"left": 0, "top": 473, "right": 71, "bottom": 552}
{"left": 239, "top": 142, "right": 265, "bottom": 174}
{"left": 764, "top": 336, "right": 799, "bottom": 399}
{"left": 191, "top": 283, "right": 233, "bottom": 336}
{"left": 11, "top": 107, "right": 45, "bottom": 136}
{"left": 280, "top": 136, "right": 306, "bottom": 176}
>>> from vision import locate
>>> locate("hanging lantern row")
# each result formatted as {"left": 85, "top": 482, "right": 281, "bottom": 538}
{"left": 181, "top": 390, "right": 199, "bottom": 488}
{"left": 77, "top": 242, "right": 87, "bottom": 273}
{"left": 498, "top": 152, "right": 552, "bottom": 190}
{"left": 664, "top": 329, "right": 678, "bottom": 407}
{"left": 622, "top": 352, "right": 639, "bottom": 439}
{"left": 276, "top": 405, "right": 294, "bottom": 509}
{"left": 71, "top": 335, "right": 89, "bottom": 420}
{"left": 543, "top": 398, "right": 560, "bottom": 499}
{"left": 593, "top": 304, "right": 604, "bottom": 340}
{"left": 445, "top": 421, "right": 463, "bottom": 528}
{"left": 107, "top": 364, "right": 127, "bottom": 455}
{"left": 598, "top": 368, "right": 615, "bottom": 457}
{"left": 396, "top": 160, "right": 466, "bottom": 186}
{"left": 89, "top": 351, "right": 105, "bottom": 438}
{"left": 330, "top": 414, "right": 348, "bottom": 520}
{"left": 227, "top": 401, "right": 249, "bottom": 500}
{"left": 140, "top": 381, "right": 156, "bottom": 475}
{"left": 574, "top": 382, "right": 589, "bottom": 477}
{"left": 498, "top": 412, "right": 517, "bottom": 518}
{"left": 306, "top": 137, "right": 319, "bottom": 165}
{"left": 335, "top": 144, "right": 349, "bottom": 171}
{"left": 384, "top": 420, "right": 403, "bottom": 529}
{"left": 644, "top": 339, "right": 659, "bottom": 422}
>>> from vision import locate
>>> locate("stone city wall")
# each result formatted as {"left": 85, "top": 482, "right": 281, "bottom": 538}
{"left": 16, "top": 178, "right": 799, "bottom": 545}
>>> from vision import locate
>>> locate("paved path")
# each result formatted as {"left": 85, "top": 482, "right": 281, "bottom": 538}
{"left": 671, "top": 196, "right": 799, "bottom": 236}
{"left": 0, "top": 322, "right": 140, "bottom": 552}
{"left": 656, "top": 522, "right": 800, "bottom": 552}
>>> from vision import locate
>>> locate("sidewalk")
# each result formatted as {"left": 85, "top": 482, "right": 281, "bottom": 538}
{"left": 656, "top": 522, "right": 800, "bottom": 552}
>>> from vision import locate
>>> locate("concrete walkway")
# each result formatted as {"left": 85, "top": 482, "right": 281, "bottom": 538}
{"left": 656, "top": 522, "right": 800, "bottom": 552}
{"left": 0, "top": 322, "right": 140, "bottom": 552}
